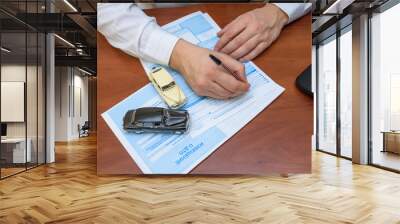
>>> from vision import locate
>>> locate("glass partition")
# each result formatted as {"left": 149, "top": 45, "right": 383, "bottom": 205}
{"left": 317, "top": 35, "right": 337, "bottom": 154}
{"left": 1, "top": 30, "right": 28, "bottom": 177}
{"left": 0, "top": 1, "right": 46, "bottom": 179}
{"left": 27, "top": 0, "right": 40, "bottom": 170}
{"left": 27, "top": 31, "right": 38, "bottom": 169}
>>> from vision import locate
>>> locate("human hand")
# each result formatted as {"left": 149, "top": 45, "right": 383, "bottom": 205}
{"left": 214, "top": 4, "right": 289, "bottom": 62}
{"left": 169, "top": 39, "right": 250, "bottom": 99}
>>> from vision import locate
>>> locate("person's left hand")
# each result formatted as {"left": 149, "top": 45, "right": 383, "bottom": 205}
{"left": 214, "top": 4, "right": 289, "bottom": 62}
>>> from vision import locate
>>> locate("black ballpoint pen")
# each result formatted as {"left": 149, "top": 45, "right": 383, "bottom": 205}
{"left": 209, "top": 54, "right": 243, "bottom": 81}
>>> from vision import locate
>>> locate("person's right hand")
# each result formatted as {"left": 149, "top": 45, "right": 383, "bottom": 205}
{"left": 169, "top": 39, "right": 250, "bottom": 99}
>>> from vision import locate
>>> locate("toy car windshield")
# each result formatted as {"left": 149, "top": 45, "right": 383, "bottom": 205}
{"left": 161, "top": 81, "right": 176, "bottom": 91}
{"left": 123, "top": 107, "right": 189, "bottom": 134}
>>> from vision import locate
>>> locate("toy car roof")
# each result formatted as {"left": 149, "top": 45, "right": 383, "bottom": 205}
{"left": 151, "top": 67, "right": 174, "bottom": 88}
{"left": 134, "top": 107, "right": 163, "bottom": 123}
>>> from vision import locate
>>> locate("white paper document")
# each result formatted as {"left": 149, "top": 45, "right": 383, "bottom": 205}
{"left": 102, "top": 11, "right": 285, "bottom": 174}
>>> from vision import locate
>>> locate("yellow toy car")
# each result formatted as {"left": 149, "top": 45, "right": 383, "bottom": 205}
{"left": 148, "top": 66, "right": 186, "bottom": 109}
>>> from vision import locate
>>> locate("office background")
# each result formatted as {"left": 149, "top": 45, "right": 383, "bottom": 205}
{"left": 0, "top": 1, "right": 400, "bottom": 223}
{"left": 0, "top": 0, "right": 399, "bottom": 176}
{"left": 0, "top": 0, "right": 97, "bottom": 179}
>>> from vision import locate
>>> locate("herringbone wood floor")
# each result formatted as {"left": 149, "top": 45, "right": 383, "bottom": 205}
{"left": 1, "top": 135, "right": 400, "bottom": 224}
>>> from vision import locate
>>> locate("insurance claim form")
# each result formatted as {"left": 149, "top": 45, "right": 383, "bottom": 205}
{"left": 102, "top": 11, "right": 285, "bottom": 174}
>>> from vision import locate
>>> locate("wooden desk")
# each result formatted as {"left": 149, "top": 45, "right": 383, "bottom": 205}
{"left": 381, "top": 131, "right": 400, "bottom": 154}
{"left": 97, "top": 4, "right": 312, "bottom": 175}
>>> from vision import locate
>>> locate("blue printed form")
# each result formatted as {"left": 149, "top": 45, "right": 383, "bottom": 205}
{"left": 102, "top": 12, "right": 285, "bottom": 174}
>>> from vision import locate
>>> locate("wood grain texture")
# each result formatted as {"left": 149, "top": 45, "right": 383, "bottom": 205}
{"left": 97, "top": 4, "right": 312, "bottom": 174}
{"left": 1, "top": 135, "right": 400, "bottom": 223}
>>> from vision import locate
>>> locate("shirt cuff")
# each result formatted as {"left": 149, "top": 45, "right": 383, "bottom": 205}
{"left": 273, "top": 3, "right": 312, "bottom": 24}
{"left": 140, "top": 22, "right": 180, "bottom": 66}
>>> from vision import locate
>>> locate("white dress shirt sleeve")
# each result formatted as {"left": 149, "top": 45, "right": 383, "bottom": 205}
{"left": 97, "top": 3, "right": 179, "bottom": 66}
{"left": 273, "top": 3, "right": 312, "bottom": 24}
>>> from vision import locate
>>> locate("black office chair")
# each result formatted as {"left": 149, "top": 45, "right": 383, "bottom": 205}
{"left": 79, "top": 121, "right": 90, "bottom": 138}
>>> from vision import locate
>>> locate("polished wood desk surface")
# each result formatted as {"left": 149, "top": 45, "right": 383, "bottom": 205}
{"left": 97, "top": 4, "right": 312, "bottom": 175}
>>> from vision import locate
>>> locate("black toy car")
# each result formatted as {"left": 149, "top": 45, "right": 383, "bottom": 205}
{"left": 123, "top": 107, "right": 189, "bottom": 134}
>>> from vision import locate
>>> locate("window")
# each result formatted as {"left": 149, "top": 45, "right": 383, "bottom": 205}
{"left": 317, "top": 35, "right": 337, "bottom": 154}
{"left": 370, "top": 2, "right": 400, "bottom": 171}
{"left": 316, "top": 25, "right": 353, "bottom": 159}
{"left": 339, "top": 27, "right": 352, "bottom": 158}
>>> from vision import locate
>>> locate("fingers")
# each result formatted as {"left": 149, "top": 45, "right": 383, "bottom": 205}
{"left": 194, "top": 66, "right": 249, "bottom": 99}
{"left": 209, "top": 81, "right": 235, "bottom": 99}
{"left": 214, "top": 18, "right": 245, "bottom": 52}
{"left": 219, "top": 27, "right": 254, "bottom": 55}
{"left": 191, "top": 70, "right": 237, "bottom": 99}
{"left": 217, "top": 17, "right": 239, "bottom": 37}
{"left": 179, "top": 42, "right": 251, "bottom": 100}
{"left": 230, "top": 35, "right": 260, "bottom": 60}
{"left": 214, "top": 52, "right": 248, "bottom": 82}
{"left": 213, "top": 70, "right": 249, "bottom": 95}
{"left": 217, "top": 24, "right": 228, "bottom": 37}
{"left": 198, "top": 80, "right": 237, "bottom": 99}
{"left": 239, "top": 41, "right": 269, "bottom": 62}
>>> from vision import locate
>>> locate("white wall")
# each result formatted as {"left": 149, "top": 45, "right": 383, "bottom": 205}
{"left": 55, "top": 67, "right": 69, "bottom": 141}
{"left": 72, "top": 73, "right": 89, "bottom": 138}
{"left": 54, "top": 67, "right": 89, "bottom": 141}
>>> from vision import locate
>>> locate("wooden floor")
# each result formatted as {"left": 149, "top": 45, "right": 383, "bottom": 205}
{"left": 1, "top": 135, "right": 400, "bottom": 224}
{"left": 1, "top": 167, "right": 26, "bottom": 178}
{"left": 373, "top": 150, "right": 400, "bottom": 171}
